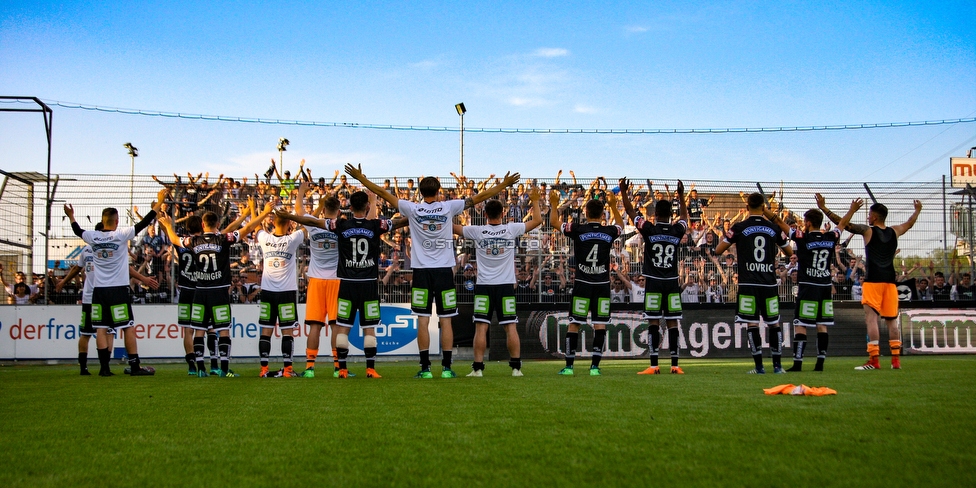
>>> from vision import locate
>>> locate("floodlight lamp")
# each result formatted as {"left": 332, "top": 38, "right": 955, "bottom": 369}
{"left": 123, "top": 142, "right": 139, "bottom": 157}
{"left": 455, "top": 103, "right": 466, "bottom": 116}
{"left": 277, "top": 138, "right": 290, "bottom": 152}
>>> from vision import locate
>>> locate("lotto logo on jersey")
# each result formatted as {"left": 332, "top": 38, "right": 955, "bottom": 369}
{"left": 347, "top": 306, "right": 418, "bottom": 354}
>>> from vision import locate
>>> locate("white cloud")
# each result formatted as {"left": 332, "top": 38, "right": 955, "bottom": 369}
{"left": 624, "top": 25, "right": 649, "bottom": 33}
{"left": 574, "top": 104, "right": 597, "bottom": 114}
{"left": 532, "top": 47, "right": 569, "bottom": 58}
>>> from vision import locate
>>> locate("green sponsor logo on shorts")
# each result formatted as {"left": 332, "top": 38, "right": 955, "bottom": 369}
{"left": 668, "top": 293, "right": 683, "bottom": 313}
{"left": 110, "top": 304, "right": 130, "bottom": 323}
{"left": 442, "top": 289, "right": 457, "bottom": 309}
{"left": 473, "top": 295, "right": 489, "bottom": 314}
{"left": 645, "top": 293, "right": 662, "bottom": 312}
{"left": 259, "top": 302, "right": 271, "bottom": 321}
{"left": 502, "top": 296, "right": 516, "bottom": 315}
{"left": 213, "top": 305, "right": 231, "bottom": 324}
{"left": 766, "top": 297, "right": 779, "bottom": 316}
{"left": 411, "top": 288, "right": 429, "bottom": 308}
{"left": 597, "top": 297, "right": 610, "bottom": 317}
{"left": 365, "top": 301, "right": 380, "bottom": 320}
{"left": 279, "top": 303, "right": 296, "bottom": 321}
{"left": 572, "top": 297, "right": 590, "bottom": 316}
{"left": 178, "top": 304, "right": 190, "bottom": 321}
{"left": 739, "top": 295, "right": 756, "bottom": 315}
{"left": 823, "top": 300, "right": 834, "bottom": 318}
{"left": 91, "top": 304, "right": 102, "bottom": 322}
{"left": 190, "top": 304, "right": 204, "bottom": 322}
{"left": 799, "top": 300, "right": 818, "bottom": 320}
{"left": 79, "top": 311, "right": 87, "bottom": 327}
{"left": 337, "top": 299, "right": 352, "bottom": 320}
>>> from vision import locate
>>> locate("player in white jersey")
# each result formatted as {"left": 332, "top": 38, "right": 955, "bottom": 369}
{"left": 64, "top": 189, "right": 166, "bottom": 376}
{"left": 346, "top": 164, "right": 519, "bottom": 378}
{"left": 277, "top": 186, "right": 341, "bottom": 377}
{"left": 56, "top": 223, "right": 157, "bottom": 375}
{"left": 256, "top": 188, "right": 308, "bottom": 378}
{"left": 453, "top": 187, "right": 543, "bottom": 377}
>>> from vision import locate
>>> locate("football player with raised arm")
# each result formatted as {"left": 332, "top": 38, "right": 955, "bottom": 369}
{"left": 620, "top": 178, "right": 689, "bottom": 375}
{"left": 550, "top": 186, "right": 624, "bottom": 376}
{"left": 452, "top": 187, "right": 544, "bottom": 377}
{"left": 714, "top": 192, "right": 793, "bottom": 374}
{"left": 818, "top": 196, "right": 922, "bottom": 370}
{"left": 345, "top": 164, "right": 519, "bottom": 379}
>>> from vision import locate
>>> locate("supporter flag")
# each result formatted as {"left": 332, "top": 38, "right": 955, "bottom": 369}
{"left": 897, "top": 278, "right": 917, "bottom": 301}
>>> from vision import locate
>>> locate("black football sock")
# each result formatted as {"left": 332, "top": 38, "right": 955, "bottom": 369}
{"left": 97, "top": 348, "right": 111, "bottom": 374}
{"left": 747, "top": 326, "right": 764, "bottom": 370}
{"left": 193, "top": 336, "right": 206, "bottom": 370}
{"left": 509, "top": 358, "right": 522, "bottom": 370}
{"left": 649, "top": 325, "right": 661, "bottom": 367}
{"left": 591, "top": 329, "right": 607, "bottom": 368}
{"left": 218, "top": 336, "right": 231, "bottom": 373}
{"left": 281, "top": 336, "right": 294, "bottom": 369}
{"left": 769, "top": 326, "right": 783, "bottom": 369}
{"left": 473, "top": 361, "right": 485, "bottom": 371}
{"left": 419, "top": 350, "right": 431, "bottom": 370}
{"left": 337, "top": 347, "right": 348, "bottom": 370}
{"left": 259, "top": 336, "right": 271, "bottom": 368}
{"left": 442, "top": 350, "right": 453, "bottom": 369}
{"left": 815, "top": 332, "right": 829, "bottom": 371}
{"left": 668, "top": 327, "right": 680, "bottom": 367}
{"left": 207, "top": 332, "right": 218, "bottom": 370}
{"left": 79, "top": 352, "right": 89, "bottom": 371}
{"left": 128, "top": 354, "right": 141, "bottom": 372}
{"left": 789, "top": 334, "right": 807, "bottom": 371}
{"left": 565, "top": 332, "right": 579, "bottom": 367}
{"left": 184, "top": 353, "right": 196, "bottom": 371}
{"left": 365, "top": 347, "right": 377, "bottom": 370}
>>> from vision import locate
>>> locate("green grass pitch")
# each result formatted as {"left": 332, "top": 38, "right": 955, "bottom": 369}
{"left": 2, "top": 357, "right": 974, "bottom": 487}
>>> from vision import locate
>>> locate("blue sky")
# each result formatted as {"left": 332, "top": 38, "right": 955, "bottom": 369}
{"left": 1, "top": 1, "right": 974, "bottom": 182}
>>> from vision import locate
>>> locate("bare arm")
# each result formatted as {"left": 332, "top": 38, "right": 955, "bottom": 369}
{"left": 156, "top": 213, "right": 183, "bottom": 245}
{"left": 891, "top": 200, "right": 923, "bottom": 236}
{"left": 619, "top": 178, "right": 637, "bottom": 222}
{"left": 606, "top": 192, "right": 624, "bottom": 228}
{"left": 548, "top": 190, "right": 562, "bottom": 229}
{"left": 675, "top": 180, "right": 689, "bottom": 224}
{"left": 275, "top": 209, "right": 328, "bottom": 230}
{"left": 55, "top": 266, "right": 84, "bottom": 293}
{"left": 345, "top": 164, "right": 399, "bottom": 207}
{"left": 524, "top": 187, "right": 544, "bottom": 233}
{"left": 469, "top": 172, "right": 520, "bottom": 208}
{"left": 221, "top": 202, "right": 253, "bottom": 233}
{"left": 240, "top": 202, "right": 275, "bottom": 236}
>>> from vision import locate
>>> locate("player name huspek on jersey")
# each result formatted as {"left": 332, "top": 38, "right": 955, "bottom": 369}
{"left": 258, "top": 230, "right": 305, "bottom": 292}
{"left": 725, "top": 216, "right": 787, "bottom": 286}
{"left": 307, "top": 227, "right": 338, "bottom": 279}
{"left": 328, "top": 217, "right": 391, "bottom": 281}
{"left": 181, "top": 232, "right": 240, "bottom": 288}
{"left": 791, "top": 228, "right": 840, "bottom": 285}
{"left": 562, "top": 221, "right": 621, "bottom": 283}
{"left": 635, "top": 215, "right": 686, "bottom": 280}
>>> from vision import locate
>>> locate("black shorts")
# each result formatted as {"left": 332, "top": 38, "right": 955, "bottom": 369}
{"left": 643, "top": 277, "right": 683, "bottom": 320}
{"left": 473, "top": 284, "right": 517, "bottom": 324}
{"left": 177, "top": 287, "right": 195, "bottom": 327}
{"left": 191, "top": 286, "right": 232, "bottom": 332}
{"left": 735, "top": 284, "right": 780, "bottom": 325}
{"left": 259, "top": 290, "right": 299, "bottom": 330}
{"left": 80, "top": 303, "right": 95, "bottom": 336}
{"left": 337, "top": 280, "right": 381, "bottom": 328}
{"left": 91, "top": 286, "right": 133, "bottom": 329}
{"left": 570, "top": 281, "right": 611, "bottom": 325}
{"left": 410, "top": 267, "right": 458, "bottom": 317}
{"left": 793, "top": 284, "right": 834, "bottom": 327}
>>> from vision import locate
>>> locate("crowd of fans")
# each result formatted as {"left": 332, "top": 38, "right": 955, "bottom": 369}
{"left": 3, "top": 163, "right": 975, "bottom": 305}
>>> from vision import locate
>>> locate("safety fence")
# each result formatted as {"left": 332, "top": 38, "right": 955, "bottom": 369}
{"left": 1, "top": 172, "right": 973, "bottom": 306}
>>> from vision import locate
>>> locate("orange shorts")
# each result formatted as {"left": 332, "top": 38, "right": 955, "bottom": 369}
{"left": 306, "top": 278, "right": 340, "bottom": 325}
{"left": 861, "top": 282, "right": 899, "bottom": 319}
